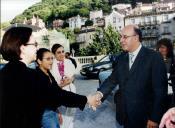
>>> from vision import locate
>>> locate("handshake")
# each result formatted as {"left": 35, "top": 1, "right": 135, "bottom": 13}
{"left": 86, "top": 92, "right": 103, "bottom": 111}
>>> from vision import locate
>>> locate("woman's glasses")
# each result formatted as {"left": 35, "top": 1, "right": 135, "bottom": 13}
{"left": 25, "top": 42, "right": 38, "bottom": 47}
{"left": 42, "top": 57, "right": 54, "bottom": 61}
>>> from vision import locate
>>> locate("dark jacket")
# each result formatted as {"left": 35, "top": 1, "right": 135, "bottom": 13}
{"left": 0, "top": 61, "right": 87, "bottom": 128}
{"left": 98, "top": 47, "right": 168, "bottom": 128}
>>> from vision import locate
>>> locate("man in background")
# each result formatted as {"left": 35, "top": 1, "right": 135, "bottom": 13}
{"left": 65, "top": 52, "right": 77, "bottom": 69}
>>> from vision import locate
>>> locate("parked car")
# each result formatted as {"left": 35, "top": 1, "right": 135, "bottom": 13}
{"left": 0, "top": 63, "right": 6, "bottom": 70}
{"left": 98, "top": 69, "right": 119, "bottom": 103}
{"left": 99, "top": 69, "right": 112, "bottom": 84}
{"left": 98, "top": 55, "right": 120, "bottom": 103}
{"left": 80, "top": 55, "right": 116, "bottom": 78}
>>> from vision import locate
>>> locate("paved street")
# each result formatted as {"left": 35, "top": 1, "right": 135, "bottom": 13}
{"left": 72, "top": 74, "right": 123, "bottom": 128}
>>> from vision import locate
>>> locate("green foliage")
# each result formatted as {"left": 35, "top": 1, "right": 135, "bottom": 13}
{"left": 57, "top": 28, "right": 76, "bottom": 44}
{"left": 79, "top": 8, "right": 90, "bottom": 17}
{"left": 34, "top": 8, "right": 52, "bottom": 21}
{"left": 42, "top": 35, "right": 50, "bottom": 45}
{"left": 1, "top": 22, "right": 11, "bottom": 29}
{"left": 78, "top": 25, "right": 122, "bottom": 56}
{"left": 102, "top": 25, "right": 122, "bottom": 54}
{"left": 74, "top": 28, "right": 81, "bottom": 33}
{"left": 85, "top": 19, "right": 93, "bottom": 26}
{"left": 62, "top": 21, "right": 69, "bottom": 28}
{"left": 11, "top": 15, "right": 26, "bottom": 24}
{"left": 11, "top": 0, "right": 114, "bottom": 24}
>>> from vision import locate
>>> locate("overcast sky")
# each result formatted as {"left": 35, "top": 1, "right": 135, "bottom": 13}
{"left": 1, "top": 0, "right": 41, "bottom": 22}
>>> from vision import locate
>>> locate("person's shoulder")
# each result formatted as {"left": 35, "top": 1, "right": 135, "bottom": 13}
{"left": 142, "top": 47, "right": 164, "bottom": 63}
{"left": 117, "top": 51, "right": 128, "bottom": 59}
{"left": 64, "top": 58, "right": 74, "bottom": 66}
{"left": 65, "top": 58, "right": 73, "bottom": 64}
{"left": 142, "top": 46, "right": 159, "bottom": 56}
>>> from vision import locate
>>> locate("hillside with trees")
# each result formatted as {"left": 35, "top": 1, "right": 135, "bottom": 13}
{"left": 11, "top": 0, "right": 111, "bottom": 24}
{"left": 11, "top": 0, "right": 159, "bottom": 24}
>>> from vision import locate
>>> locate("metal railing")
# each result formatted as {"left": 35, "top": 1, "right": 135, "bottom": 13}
{"left": 75, "top": 55, "right": 105, "bottom": 65}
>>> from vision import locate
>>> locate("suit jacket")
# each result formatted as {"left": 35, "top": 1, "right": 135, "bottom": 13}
{"left": 0, "top": 61, "right": 87, "bottom": 128}
{"left": 98, "top": 47, "right": 168, "bottom": 128}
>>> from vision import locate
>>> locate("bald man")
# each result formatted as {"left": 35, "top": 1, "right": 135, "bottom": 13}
{"left": 96, "top": 25, "right": 168, "bottom": 128}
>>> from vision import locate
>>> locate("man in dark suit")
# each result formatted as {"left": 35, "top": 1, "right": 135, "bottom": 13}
{"left": 95, "top": 25, "right": 168, "bottom": 128}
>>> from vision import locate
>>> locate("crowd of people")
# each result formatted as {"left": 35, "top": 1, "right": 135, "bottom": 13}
{"left": 0, "top": 27, "right": 100, "bottom": 128}
{"left": 0, "top": 25, "right": 175, "bottom": 128}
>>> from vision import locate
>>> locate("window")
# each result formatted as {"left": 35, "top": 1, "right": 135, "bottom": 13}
{"left": 113, "top": 17, "right": 116, "bottom": 23}
{"left": 163, "top": 26, "right": 169, "bottom": 33}
{"left": 146, "top": 17, "right": 151, "bottom": 24}
{"left": 153, "top": 16, "right": 157, "bottom": 22}
{"left": 163, "top": 15, "right": 169, "bottom": 21}
{"left": 142, "top": 17, "right": 145, "bottom": 25}
{"left": 131, "top": 19, "right": 135, "bottom": 24}
{"left": 118, "top": 18, "right": 121, "bottom": 22}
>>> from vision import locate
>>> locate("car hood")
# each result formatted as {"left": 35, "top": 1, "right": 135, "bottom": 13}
{"left": 82, "top": 61, "right": 110, "bottom": 68}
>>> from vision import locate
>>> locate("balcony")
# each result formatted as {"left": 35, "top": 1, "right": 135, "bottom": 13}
{"left": 139, "top": 21, "right": 160, "bottom": 26}
{"left": 142, "top": 32, "right": 159, "bottom": 38}
{"left": 161, "top": 32, "right": 171, "bottom": 35}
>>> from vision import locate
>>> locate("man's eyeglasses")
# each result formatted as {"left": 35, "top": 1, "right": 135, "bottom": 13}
{"left": 42, "top": 57, "right": 54, "bottom": 61}
{"left": 120, "top": 35, "right": 136, "bottom": 39}
{"left": 56, "top": 50, "right": 64, "bottom": 54}
{"left": 25, "top": 42, "right": 38, "bottom": 47}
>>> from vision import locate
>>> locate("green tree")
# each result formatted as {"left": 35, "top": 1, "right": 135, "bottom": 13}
{"left": 57, "top": 28, "right": 76, "bottom": 44}
{"left": 102, "top": 25, "right": 122, "bottom": 54}
{"left": 1, "top": 22, "right": 11, "bottom": 29}
{"left": 74, "top": 28, "right": 81, "bottom": 33}
{"left": 62, "top": 21, "right": 69, "bottom": 28}
{"left": 78, "top": 25, "right": 122, "bottom": 56}
{"left": 85, "top": 19, "right": 93, "bottom": 26}
{"left": 11, "top": 15, "right": 26, "bottom": 24}
{"left": 79, "top": 8, "right": 89, "bottom": 17}
{"left": 34, "top": 8, "right": 52, "bottom": 22}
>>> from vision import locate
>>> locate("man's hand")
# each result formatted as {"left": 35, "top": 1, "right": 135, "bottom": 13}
{"left": 87, "top": 94, "right": 101, "bottom": 111}
{"left": 147, "top": 120, "right": 158, "bottom": 128}
{"left": 159, "top": 107, "right": 175, "bottom": 128}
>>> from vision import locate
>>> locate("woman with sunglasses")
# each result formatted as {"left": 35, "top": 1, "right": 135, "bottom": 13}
{"left": 0, "top": 27, "right": 99, "bottom": 128}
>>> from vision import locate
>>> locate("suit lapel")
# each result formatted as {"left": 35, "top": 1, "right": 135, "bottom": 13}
{"left": 129, "top": 47, "right": 145, "bottom": 75}
{"left": 121, "top": 53, "right": 130, "bottom": 79}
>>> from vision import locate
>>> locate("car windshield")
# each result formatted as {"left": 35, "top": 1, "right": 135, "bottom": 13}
{"left": 99, "top": 56, "right": 110, "bottom": 62}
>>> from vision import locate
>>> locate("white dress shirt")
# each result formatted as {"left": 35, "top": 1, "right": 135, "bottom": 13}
{"left": 129, "top": 44, "right": 142, "bottom": 69}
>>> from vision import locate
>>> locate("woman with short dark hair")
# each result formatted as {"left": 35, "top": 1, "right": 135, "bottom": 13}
{"left": 156, "top": 38, "right": 175, "bottom": 104}
{"left": 0, "top": 27, "right": 99, "bottom": 128}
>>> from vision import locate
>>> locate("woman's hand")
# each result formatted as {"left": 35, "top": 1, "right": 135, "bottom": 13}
{"left": 60, "top": 76, "right": 72, "bottom": 88}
